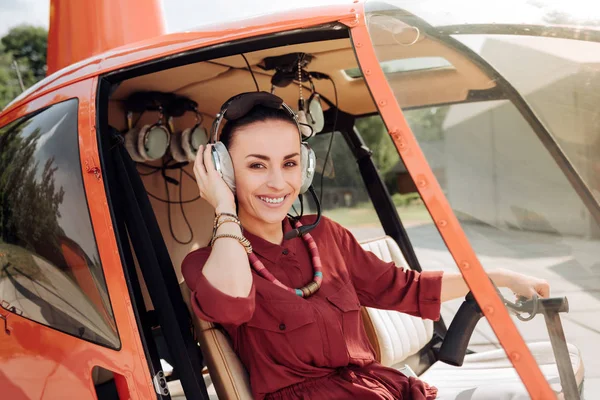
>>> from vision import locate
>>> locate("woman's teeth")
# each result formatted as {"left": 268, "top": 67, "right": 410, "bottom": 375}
{"left": 259, "top": 196, "right": 286, "bottom": 204}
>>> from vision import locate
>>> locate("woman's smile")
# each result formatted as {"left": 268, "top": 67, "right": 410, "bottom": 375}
{"left": 257, "top": 194, "right": 290, "bottom": 207}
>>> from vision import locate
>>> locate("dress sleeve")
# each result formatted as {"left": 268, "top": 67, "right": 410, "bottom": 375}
{"left": 331, "top": 220, "right": 442, "bottom": 321}
{"left": 181, "top": 248, "right": 256, "bottom": 325}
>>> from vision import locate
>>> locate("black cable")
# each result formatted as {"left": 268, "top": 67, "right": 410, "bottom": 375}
{"left": 241, "top": 53, "right": 260, "bottom": 92}
{"left": 146, "top": 191, "right": 201, "bottom": 204}
{"left": 162, "top": 160, "right": 194, "bottom": 245}
{"left": 319, "top": 76, "right": 339, "bottom": 207}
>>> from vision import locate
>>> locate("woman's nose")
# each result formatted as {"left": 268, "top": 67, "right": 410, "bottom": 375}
{"left": 266, "top": 167, "right": 286, "bottom": 190}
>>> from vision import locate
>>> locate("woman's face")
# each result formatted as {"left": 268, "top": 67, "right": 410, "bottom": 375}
{"left": 228, "top": 119, "right": 302, "bottom": 226}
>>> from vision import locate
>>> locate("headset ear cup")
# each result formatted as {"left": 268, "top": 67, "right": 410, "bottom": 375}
{"left": 170, "top": 131, "right": 187, "bottom": 162}
{"left": 182, "top": 126, "right": 208, "bottom": 161}
{"left": 212, "top": 142, "right": 236, "bottom": 193}
{"left": 124, "top": 127, "right": 146, "bottom": 162}
{"left": 308, "top": 94, "right": 324, "bottom": 135}
{"left": 138, "top": 124, "right": 170, "bottom": 161}
{"left": 300, "top": 143, "right": 316, "bottom": 194}
{"left": 297, "top": 110, "right": 313, "bottom": 138}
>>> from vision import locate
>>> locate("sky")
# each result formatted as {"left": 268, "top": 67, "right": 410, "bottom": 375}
{"left": 2, "top": 0, "right": 600, "bottom": 37}
{"left": 0, "top": 0, "right": 350, "bottom": 37}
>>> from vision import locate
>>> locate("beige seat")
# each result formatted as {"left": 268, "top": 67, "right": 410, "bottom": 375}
{"left": 182, "top": 235, "right": 584, "bottom": 400}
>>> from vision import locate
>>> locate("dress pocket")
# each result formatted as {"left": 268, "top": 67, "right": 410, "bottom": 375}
{"left": 327, "top": 282, "right": 361, "bottom": 312}
{"left": 245, "top": 301, "right": 323, "bottom": 366}
{"left": 247, "top": 301, "right": 315, "bottom": 333}
{"left": 326, "top": 282, "right": 374, "bottom": 361}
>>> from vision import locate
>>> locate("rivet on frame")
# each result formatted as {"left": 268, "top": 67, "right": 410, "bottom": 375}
{"left": 438, "top": 220, "right": 448, "bottom": 227}
{"left": 510, "top": 352, "right": 521, "bottom": 362}
{"left": 356, "top": 42, "right": 362, "bottom": 48}
{"left": 417, "top": 179, "right": 427, "bottom": 188}
{"left": 365, "top": 69, "right": 372, "bottom": 76}
{"left": 484, "top": 306, "right": 494, "bottom": 315}
{"left": 379, "top": 99, "right": 387, "bottom": 107}
{"left": 350, "top": 8, "right": 356, "bottom": 12}
{"left": 460, "top": 261, "right": 471, "bottom": 270}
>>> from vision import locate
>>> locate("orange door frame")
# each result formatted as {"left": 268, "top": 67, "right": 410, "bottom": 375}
{"left": 345, "top": 7, "right": 555, "bottom": 400}
{"left": 0, "top": 78, "right": 155, "bottom": 400}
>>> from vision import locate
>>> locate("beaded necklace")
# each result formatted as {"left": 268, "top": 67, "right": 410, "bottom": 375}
{"left": 247, "top": 220, "right": 323, "bottom": 297}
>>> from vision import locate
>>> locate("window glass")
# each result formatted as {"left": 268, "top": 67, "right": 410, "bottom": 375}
{"left": 306, "top": 131, "right": 383, "bottom": 240}
{"left": 456, "top": 34, "right": 600, "bottom": 205}
{"left": 0, "top": 100, "right": 120, "bottom": 349}
{"left": 355, "top": 115, "right": 456, "bottom": 273}
{"left": 366, "top": 6, "right": 600, "bottom": 393}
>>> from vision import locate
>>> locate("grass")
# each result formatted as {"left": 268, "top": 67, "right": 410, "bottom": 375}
{"left": 325, "top": 204, "right": 432, "bottom": 229}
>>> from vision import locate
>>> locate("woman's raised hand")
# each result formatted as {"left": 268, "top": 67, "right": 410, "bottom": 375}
{"left": 193, "top": 144, "right": 236, "bottom": 213}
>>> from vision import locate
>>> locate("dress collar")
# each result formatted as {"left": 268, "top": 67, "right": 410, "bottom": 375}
{"left": 243, "top": 218, "right": 299, "bottom": 263}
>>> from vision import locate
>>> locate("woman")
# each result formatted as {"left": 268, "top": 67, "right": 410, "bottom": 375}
{"left": 182, "top": 93, "right": 549, "bottom": 400}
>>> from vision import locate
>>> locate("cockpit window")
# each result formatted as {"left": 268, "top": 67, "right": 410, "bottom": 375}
{"left": 0, "top": 100, "right": 120, "bottom": 349}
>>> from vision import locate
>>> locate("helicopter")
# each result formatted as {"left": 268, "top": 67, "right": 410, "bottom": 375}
{"left": 1, "top": 0, "right": 598, "bottom": 399}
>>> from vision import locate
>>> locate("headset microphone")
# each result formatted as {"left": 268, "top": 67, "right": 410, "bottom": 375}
{"left": 283, "top": 186, "right": 321, "bottom": 240}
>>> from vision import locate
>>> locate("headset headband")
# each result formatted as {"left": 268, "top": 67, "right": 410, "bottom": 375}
{"left": 211, "top": 91, "right": 301, "bottom": 143}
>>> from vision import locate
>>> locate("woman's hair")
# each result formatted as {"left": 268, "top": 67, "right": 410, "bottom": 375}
{"left": 220, "top": 105, "right": 298, "bottom": 149}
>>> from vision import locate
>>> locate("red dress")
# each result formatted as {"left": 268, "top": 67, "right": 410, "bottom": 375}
{"left": 182, "top": 216, "right": 441, "bottom": 400}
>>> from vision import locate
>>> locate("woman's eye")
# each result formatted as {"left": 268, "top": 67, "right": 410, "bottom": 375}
{"left": 284, "top": 161, "right": 298, "bottom": 168}
{"left": 250, "top": 163, "right": 266, "bottom": 169}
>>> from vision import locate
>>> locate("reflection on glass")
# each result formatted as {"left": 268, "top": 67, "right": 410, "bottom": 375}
{"left": 0, "top": 100, "right": 120, "bottom": 349}
{"left": 456, "top": 34, "right": 600, "bottom": 205}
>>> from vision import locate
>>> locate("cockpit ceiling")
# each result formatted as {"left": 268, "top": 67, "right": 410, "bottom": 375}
{"left": 111, "top": 36, "right": 495, "bottom": 116}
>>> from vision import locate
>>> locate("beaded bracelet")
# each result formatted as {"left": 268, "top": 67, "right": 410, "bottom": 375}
{"left": 214, "top": 217, "right": 242, "bottom": 232}
{"left": 210, "top": 234, "right": 253, "bottom": 253}
{"left": 215, "top": 212, "right": 238, "bottom": 223}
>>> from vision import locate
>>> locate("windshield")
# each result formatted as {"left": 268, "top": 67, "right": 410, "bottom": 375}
{"left": 365, "top": 1, "right": 600, "bottom": 398}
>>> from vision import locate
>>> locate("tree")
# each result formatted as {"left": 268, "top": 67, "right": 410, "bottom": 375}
{"left": 0, "top": 43, "right": 23, "bottom": 109}
{"left": 1, "top": 25, "right": 48, "bottom": 82}
{"left": 0, "top": 25, "right": 48, "bottom": 109}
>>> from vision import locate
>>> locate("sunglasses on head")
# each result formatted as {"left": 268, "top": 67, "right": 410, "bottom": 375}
{"left": 211, "top": 91, "right": 307, "bottom": 143}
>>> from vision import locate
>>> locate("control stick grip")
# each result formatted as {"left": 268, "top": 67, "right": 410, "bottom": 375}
{"left": 438, "top": 294, "right": 484, "bottom": 366}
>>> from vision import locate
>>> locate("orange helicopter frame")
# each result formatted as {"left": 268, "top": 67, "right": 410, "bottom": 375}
{"left": 0, "top": 1, "right": 556, "bottom": 399}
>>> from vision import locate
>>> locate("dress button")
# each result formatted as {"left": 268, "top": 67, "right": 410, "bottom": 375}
{"left": 279, "top": 323, "right": 286, "bottom": 331}
{"left": 282, "top": 249, "right": 289, "bottom": 255}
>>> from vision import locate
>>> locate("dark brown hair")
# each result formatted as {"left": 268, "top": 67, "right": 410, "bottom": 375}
{"left": 219, "top": 105, "right": 297, "bottom": 149}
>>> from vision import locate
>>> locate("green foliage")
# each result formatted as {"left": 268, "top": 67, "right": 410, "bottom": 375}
{"left": 404, "top": 107, "right": 449, "bottom": 142}
{"left": 391, "top": 192, "right": 422, "bottom": 207}
{"left": 355, "top": 115, "right": 399, "bottom": 176}
{"left": 0, "top": 25, "right": 48, "bottom": 109}
{"left": 1, "top": 25, "right": 48, "bottom": 81}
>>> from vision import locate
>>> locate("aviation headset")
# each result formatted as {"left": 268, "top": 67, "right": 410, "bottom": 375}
{"left": 124, "top": 110, "right": 172, "bottom": 162}
{"left": 209, "top": 91, "right": 316, "bottom": 195}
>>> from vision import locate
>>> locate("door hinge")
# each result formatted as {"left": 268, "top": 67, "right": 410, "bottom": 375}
{"left": 152, "top": 370, "right": 169, "bottom": 397}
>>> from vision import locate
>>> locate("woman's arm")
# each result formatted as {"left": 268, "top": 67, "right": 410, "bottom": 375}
{"left": 441, "top": 268, "right": 550, "bottom": 302}
{"left": 193, "top": 145, "right": 253, "bottom": 298}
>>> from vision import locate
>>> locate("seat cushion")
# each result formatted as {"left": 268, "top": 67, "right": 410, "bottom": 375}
{"left": 360, "top": 237, "right": 434, "bottom": 366}
{"left": 420, "top": 341, "right": 584, "bottom": 399}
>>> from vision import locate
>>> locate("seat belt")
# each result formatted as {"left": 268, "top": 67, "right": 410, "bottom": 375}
{"left": 110, "top": 129, "right": 209, "bottom": 399}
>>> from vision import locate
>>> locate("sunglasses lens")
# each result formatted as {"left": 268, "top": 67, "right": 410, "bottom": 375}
{"left": 224, "top": 92, "right": 284, "bottom": 120}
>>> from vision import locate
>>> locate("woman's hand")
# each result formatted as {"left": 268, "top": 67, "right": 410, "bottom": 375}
{"left": 193, "top": 144, "right": 236, "bottom": 212}
{"left": 503, "top": 269, "right": 550, "bottom": 299}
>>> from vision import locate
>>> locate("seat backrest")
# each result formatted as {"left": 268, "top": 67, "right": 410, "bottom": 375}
{"left": 181, "top": 283, "right": 253, "bottom": 400}
{"left": 359, "top": 237, "right": 434, "bottom": 368}
{"left": 183, "top": 236, "right": 433, "bottom": 399}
